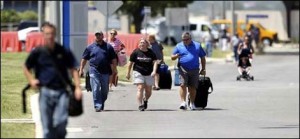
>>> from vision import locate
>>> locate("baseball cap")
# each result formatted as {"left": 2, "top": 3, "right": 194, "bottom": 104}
{"left": 94, "top": 31, "right": 103, "bottom": 36}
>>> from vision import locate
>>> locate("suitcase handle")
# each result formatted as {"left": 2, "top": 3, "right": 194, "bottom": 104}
{"left": 22, "top": 84, "right": 31, "bottom": 113}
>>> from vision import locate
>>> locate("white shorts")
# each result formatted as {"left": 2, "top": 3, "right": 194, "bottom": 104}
{"left": 133, "top": 71, "right": 154, "bottom": 86}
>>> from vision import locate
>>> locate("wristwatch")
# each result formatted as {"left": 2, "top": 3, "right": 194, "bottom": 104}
{"left": 201, "top": 69, "right": 206, "bottom": 71}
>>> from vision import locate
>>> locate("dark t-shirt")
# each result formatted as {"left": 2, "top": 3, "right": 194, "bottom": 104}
{"left": 82, "top": 42, "right": 116, "bottom": 74}
{"left": 25, "top": 43, "right": 78, "bottom": 89}
{"left": 130, "top": 48, "right": 157, "bottom": 76}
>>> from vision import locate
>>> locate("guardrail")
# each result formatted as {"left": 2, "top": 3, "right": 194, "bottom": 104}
{"left": 1, "top": 31, "right": 144, "bottom": 56}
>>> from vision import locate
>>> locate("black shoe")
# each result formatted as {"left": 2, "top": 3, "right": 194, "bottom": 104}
{"left": 138, "top": 105, "right": 145, "bottom": 111}
{"left": 100, "top": 104, "right": 104, "bottom": 111}
{"left": 143, "top": 100, "right": 148, "bottom": 110}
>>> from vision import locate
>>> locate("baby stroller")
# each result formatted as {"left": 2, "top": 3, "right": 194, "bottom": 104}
{"left": 236, "top": 56, "right": 254, "bottom": 81}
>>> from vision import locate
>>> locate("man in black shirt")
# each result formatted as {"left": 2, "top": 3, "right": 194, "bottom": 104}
{"left": 23, "top": 22, "right": 82, "bottom": 138}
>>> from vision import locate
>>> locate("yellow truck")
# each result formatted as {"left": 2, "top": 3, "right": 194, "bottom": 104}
{"left": 211, "top": 19, "right": 278, "bottom": 46}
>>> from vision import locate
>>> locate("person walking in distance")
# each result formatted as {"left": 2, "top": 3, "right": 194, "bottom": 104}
{"left": 147, "top": 34, "right": 164, "bottom": 90}
{"left": 23, "top": 22, "right": 82, "bottom": 138}
{"left": 78, "top": 31, "right": 117, "bottom": 112}
{"left": 171, "top": 32, "right": 206, "bottom": 110}
{"left": 107, "top": 29, "right": 125, "bottom": 91}
{"left": 126, "top": 38, "right": 158, "bottom": 111}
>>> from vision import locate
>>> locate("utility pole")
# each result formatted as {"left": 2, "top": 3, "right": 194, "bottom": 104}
{"left": 38, "top": 1, "right": 43, "bottom": 31}
{"left": 211, "top": 3, "right": 214, "bottom": 20}
{"left": 231, "top": 1, "right": 235, "bottom": 36}
{"left": 222, "top": 1, "right": 226, "bottom": 19}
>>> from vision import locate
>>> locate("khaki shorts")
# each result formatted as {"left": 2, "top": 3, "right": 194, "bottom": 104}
{"left": 133, "top": 71, "right": 154, "bottom": 86}
{"left": 179, "top": 68, "right": 199, "bottom": 89}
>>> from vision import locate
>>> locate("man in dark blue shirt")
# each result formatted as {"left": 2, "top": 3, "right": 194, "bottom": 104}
{"left": 23, "top": 22, "right": 82, "bottom": 138}
{"left": 79, "top": 31, "right": 117, "bottom": 112}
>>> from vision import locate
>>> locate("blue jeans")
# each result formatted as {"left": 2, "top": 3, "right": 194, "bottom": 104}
{"left": 89, "top": 70, "right": 109, "bottom": 110}
{"left": 233, "top": 45, "right": 239, "bottom": 62}
{"left": 205, "top": 42, "right": 213, "bottom": 57}
{"left": 39, "top": 87, "right": 69, "bottom": 138}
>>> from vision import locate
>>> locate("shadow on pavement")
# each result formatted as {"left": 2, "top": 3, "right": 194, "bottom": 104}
{"left": 103, "top": 109, "right": 137, "bottom": 112}
{"left": 147, "top": 109, "right": 178, "bottom": 111}
{"left": 202, "top": 108, "right": 226, "bottom": 111}
{"left": 264, "top": 52, "right": 299, "bottom": 56}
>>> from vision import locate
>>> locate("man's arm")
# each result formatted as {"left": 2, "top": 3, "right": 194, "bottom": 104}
{"left": 171, "top": 53, "right": 180, "bottom": 61}
{"left": 71, "top": 68, "right": 82, "bottom": 100}
{"left": 111, "top": 58, "right": 117, "bottom": 75}
{"left": 78, "top": 59, "right": 87, "bottom": 77}
{"left": 200, "top": 57, "right": 206, "bottom": 75}
{"left": 23, "top": 65, "right": 39, "bottom": 89}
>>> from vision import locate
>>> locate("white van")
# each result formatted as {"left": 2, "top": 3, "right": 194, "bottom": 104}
{"left": 189, "top": 20, "right": 219, "bottom": 43}
{"left": 141, "top": 18, "right": 219, "bottom": 45}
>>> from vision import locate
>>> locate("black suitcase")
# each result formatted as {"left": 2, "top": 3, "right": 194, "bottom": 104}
{"left": 85, "top": 71, "right": 92, "bottom": 92}
{"left": 193, "top": 76, "right": 213, "bottom": 108}
{"left": 159, "top": 69, "right": 172, "bottom": 89}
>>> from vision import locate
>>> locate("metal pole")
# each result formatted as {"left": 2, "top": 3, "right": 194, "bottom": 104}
{"left": 55, "top": 1, "right": 61, "bottom": 43}
{"left": 222, "top": 1, "right": 225, "bottom": 19}
{"left": 231, "top": 1, "right": 235, "bottom": 36}
{"left": 211, "top": 3, "right": 214, "bottom": 20}
{"left": 38, "top": 1, "right": 42, "bottom": 31}
{"left": 144, "top": 11, "right": 148, "bottom": 37}
{"left": 106, "top": 1, "right": 108, "bottom": 40}
{"left": 167, "top": 10, "right": 171, "bottom": 46}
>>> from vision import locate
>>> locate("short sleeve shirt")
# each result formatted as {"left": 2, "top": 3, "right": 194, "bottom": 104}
{"left": 108, "top": 38, "right": 123, "bottom": 52}
{"left": 150, "top": 41, "right": 164, "bottom": 60}
{"left": 172, "top": 41, "right": 206, "bottom": 71}
{"left": 82, "top": 42, "right": 117, "bottom": 74}
{"left": 25, "top": 43, "right": 78, "bottom": 89}
{"left": 130, "top": 48, "right": 157, "bottom": 76}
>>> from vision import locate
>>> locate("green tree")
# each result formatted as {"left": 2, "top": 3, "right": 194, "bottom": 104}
{"left": 117, "top": 1, "right": 194, "bottom": 33}
{"left": 18, "top": 10, "right": 38, "bottom": 21}
{"left": 1, "top": 9, "right": 21, "bottom": 23}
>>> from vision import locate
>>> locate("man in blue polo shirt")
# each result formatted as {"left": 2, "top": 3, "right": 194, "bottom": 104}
{"left": 171, "top": 32, "right": 206, "bottom": 110}
{"left": 79, "top": 31, "right": 117, "bottom": 112}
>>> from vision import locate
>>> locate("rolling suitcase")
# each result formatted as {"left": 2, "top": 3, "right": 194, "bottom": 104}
{"left": 158, "top": 64, "right": 172, "bottom": 89}
{"left": 85, "top": 71, "right": 92, "bottom": 92}
{"left": 195, "top": 76, "right": 213, "bottom": 108}
{"left": 194, "top": 76, "right": 213, "bottom": 108}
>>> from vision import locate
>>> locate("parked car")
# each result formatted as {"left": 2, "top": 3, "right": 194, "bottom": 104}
{"left": 141, "top": 17, "right": 219, "bottom": 45}
{"left": 17, "top": 20, "right": 38, "bottom": 31}
{"left": 18, "top": 27, "right": 40, "bottom": 42}
{"left": 211, "top": 19, "right": 278, "bottom": 46}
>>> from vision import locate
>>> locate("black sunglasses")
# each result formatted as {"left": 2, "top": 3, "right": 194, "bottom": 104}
{"left": 182, "top": 38, "right": 190, "bottom": 41}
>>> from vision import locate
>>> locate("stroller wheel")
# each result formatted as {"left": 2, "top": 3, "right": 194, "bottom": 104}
{"left": 251, "top": 76, "right": 254, "bottom": 80}
{"left": 237, "top": 76, "right": 241, "bottom": 81}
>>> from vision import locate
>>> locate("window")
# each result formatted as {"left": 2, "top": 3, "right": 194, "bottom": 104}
{"left": 201, "top": 25, "right": 210, "bottom": 31}
{"left": 189, "top": 24, "right": 197, "bottom": 31}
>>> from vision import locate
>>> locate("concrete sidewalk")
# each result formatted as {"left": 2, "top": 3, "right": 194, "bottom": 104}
{"left": 30, "top": 42, "right": 299, "bottom": 138}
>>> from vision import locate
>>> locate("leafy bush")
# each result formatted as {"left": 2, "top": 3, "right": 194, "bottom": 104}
{"left": 18, "top": 10, "right": 38, "bottom": 21}
{"left": 1, "top": 9, "right": 21, "bottom": 23}
{"left": 1, "top": 10, "right": 37, "bottom": 23}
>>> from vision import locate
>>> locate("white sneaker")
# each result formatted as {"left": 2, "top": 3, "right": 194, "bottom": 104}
{"left": 189, "top": 103, "right": 196, "bottom": 110}
{"left": 179, "top": 102, "right": 187, "bottom": 110}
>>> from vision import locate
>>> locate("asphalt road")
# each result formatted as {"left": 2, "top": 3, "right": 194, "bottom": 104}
{"left": 66, "top": 50, "right": 299, "bottom": 138}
